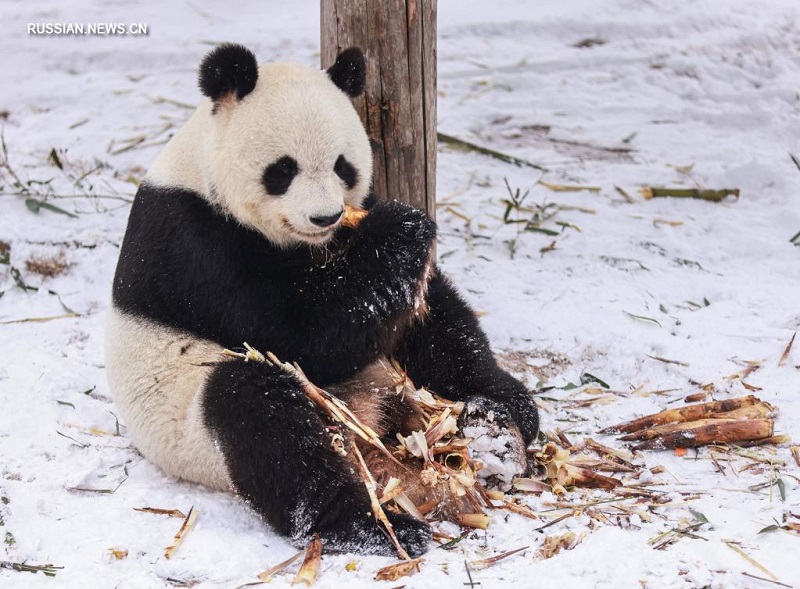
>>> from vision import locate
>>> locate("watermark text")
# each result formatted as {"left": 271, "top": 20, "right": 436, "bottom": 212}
{"left": 28, "top": 23, "right": 149, "bottom": 36}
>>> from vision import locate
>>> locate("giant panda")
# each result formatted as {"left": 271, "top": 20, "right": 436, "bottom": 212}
{"left": 106, "top": 43, "right": 539, "bottom": 557}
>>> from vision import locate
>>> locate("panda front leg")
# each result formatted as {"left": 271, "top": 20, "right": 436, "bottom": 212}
{"left": 394, "top": 270, "right": 540, "bottom": 489}
{"left": 202, "top": 359, "right": 431, "bottom": 556}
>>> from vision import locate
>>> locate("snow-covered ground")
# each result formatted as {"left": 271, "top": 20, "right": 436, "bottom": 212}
{"left": 1, "top": 1, "right": 799, "bottom": 587}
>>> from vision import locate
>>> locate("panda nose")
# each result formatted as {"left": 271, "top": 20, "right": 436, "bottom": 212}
{"left": 309, "top": 210, "right": 343, "bottom": 227}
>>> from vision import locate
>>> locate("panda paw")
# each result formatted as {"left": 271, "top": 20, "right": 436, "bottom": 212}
{"left": 459, "top": 396, "right": 529, "bottom": 491}
{"left": 356, "top": 199, "right": 435, "bottom": 267}
{"left": 313, "top": 498, "right": 431, "bottom": 557}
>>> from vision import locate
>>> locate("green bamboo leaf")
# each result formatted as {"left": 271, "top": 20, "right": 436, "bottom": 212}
{"left": 25, "top": 198, "right": 78, "bottom": 218}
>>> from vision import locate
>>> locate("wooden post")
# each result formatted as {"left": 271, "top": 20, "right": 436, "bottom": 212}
{"left": 321, "top": 0, "right": 437, "bottom": 220}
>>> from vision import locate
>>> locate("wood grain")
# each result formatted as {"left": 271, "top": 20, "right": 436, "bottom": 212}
{"left": 321, "top": 0, "right": 437, "bottom": 220}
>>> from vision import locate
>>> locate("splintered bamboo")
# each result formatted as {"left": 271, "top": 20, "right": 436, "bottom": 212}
{"left": 258, "top": 551, "right": 304, "bottom": 582}
{"left": 351, "top": 442, "right": 410, "bottom": 560}
{"left": 604, "top": 396, "right": 767, "bottom": 433}
{"left": 557, "top": 464, "right": 621, "bottom": 490}
{"left": 133, "top": 507, "right": 186, "bottom": 518}
{"left": 629, "top": 418, "right": 774, "bottom": 450}
{"left": 374, "top": 557, "right": 424, "bottom": 581}
{"left": 164, "top": 506, "right": 199, "bottom": 559}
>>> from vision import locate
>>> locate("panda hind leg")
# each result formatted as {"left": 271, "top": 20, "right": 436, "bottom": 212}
{"left": 201, "top": 359, "right": 431, "bottom": 557}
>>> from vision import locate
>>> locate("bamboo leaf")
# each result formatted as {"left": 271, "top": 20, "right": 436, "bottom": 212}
{"left": 24, "top": 198, "right": 78, "bottom": 218}
{"left": 623, "top": 311, "right": 662, "bottom": 327}
{"left": 757, "top": 524, "right": 780, "bottom": 534}
{"left": 48, "top": 148, "right": 63, "bottom": 170}
{"left": 580, "top": 373, "right": 610, "bottom": 389}
{"left": 688, "top": 507, "right": 709, "bottom": 524}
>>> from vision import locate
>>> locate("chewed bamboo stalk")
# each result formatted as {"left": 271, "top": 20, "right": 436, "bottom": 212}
{"left": 374, "top": 557, "right": 424, "bottom": 581}
{"left": 291, "top": 534, "right": 322, "bottom": 586}
{"left": 557, "top": 463, "right": 621, "bottom": 490}
{"left": 630, "top": 419, "right": 774, "bottom": 450}
{"left": 341, "top": 204, "right": 368, "bottom": 228}
{"left": 603, "top": 395, "right": 767, "bottom": 433}
{"left": 458, "top": 513, "right": 490, "bottom": 529}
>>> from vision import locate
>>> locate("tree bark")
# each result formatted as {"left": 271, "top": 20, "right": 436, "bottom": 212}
{"left": 321, "top": 0, "right": 437, "bottom": 220}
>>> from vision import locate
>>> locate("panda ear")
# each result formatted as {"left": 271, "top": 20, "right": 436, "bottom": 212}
{"left": 326, "top": 47, "right": 366, "bottom": 98}
{"left": 198, "top": 43, "right": 259, "bottom": 104}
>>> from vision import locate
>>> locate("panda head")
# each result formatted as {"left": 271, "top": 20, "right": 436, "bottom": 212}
{"left": 198, "top": 44, "right": 371, "bottom": 247}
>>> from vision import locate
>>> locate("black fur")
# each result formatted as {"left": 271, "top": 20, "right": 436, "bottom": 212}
{"left": 394, "top": 271, "right": 540, "bottom": 446}
{"left": 199, "top": 43, "right": 258, "bottom": 103}
{"left": 262, "top": 155, "right": 299, "bottom": 196}
{"left": 203, "top": 359, "right": 431, "bottom": 556}
{"left": 113, "top": 183, "right": 538, "bottom": 553}
{"left": 113, "top": 185, "right": 435, "bottom": 386}
{"left": 326, "top": 47, "right": 366, "bottom": 98}
{"left": 334, "top": 155, "right": 358, "bottom": 190}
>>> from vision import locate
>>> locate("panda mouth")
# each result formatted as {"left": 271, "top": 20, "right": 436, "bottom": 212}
{"left": 283, "top": 219, "right": 336, "bottom": 243}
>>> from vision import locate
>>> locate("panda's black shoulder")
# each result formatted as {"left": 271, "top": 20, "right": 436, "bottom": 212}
{"left": 112, "top": 182, "right": 303, "bottom": 338}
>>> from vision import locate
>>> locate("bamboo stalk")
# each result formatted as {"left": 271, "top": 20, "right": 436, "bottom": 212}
{"left": 557, "top": 463, "right": 621, "bottom": 489}
{"left": 291, "top": 534, "right": 322, "bottom": 586}
{"left": 603, "top": 395, "right": 765, "bottom": 433}
{"left": 499, "top": 500, "right": 539, "bottom": 520}
{"left": 458, "top": 513, "right": 491, "bottom": 529}
{"left": 374, "top": 557, "right": 424, "bottom": 581}
{"left": 164, "top": 506, "right": 199, "bottom": 559}
{"left": 350, "top": 442, "right": 410, "bottom": 560}
{"left": 641, "top": 187, "right": 739, "bottom": 202}
{"left": 630, "top": 419, "right": 774, "bottom": 450}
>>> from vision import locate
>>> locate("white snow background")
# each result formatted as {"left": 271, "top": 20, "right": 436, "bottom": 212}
{"left": 1, "top": 0, "right": 799, "bottom": 587}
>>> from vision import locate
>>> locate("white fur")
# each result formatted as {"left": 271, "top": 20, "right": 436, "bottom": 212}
{"left": 106, "top": 308, "right": 231, "bottom": 490}
{"left": 147, "top": 61, "right": 373, "bottom": 247}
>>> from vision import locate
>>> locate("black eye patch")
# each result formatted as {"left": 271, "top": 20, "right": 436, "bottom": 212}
{"left": 262, "top": 156, "right": 299, "bottom": 196}
{"left": 334, "top": 155, "right": 358, "bottom": 190}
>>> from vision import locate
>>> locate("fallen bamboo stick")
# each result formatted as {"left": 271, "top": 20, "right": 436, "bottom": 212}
{"left": 164, "top": 506, "right": 199, "bottom": 559}
{"left": 350, "top": 442, "right": 410, "bottom": 560}
{"left": 291, "top": 534, "right": 322, "bottom": 586}
{"left": 258, "top": 551, "right": 304, "bottom": 582}
{"left": 469, "top": 545, "right": 529, "bottom": 569}
{"left": 603, "top": 396, "right": 766, "bottom": 433}
{"left": 557, "top": 463, "right": 621, "bottom": 489}
{"left": 630, "top": 419, "right": 774, "bottom": 450}
{"left": 641, "top": 187, "right": 740, "bottom": 202}
{"left": 374, "top": 557, "right": 424, "bottom": 581}
{"left": 133, "top": 507, "right": 186, "bottom": 518}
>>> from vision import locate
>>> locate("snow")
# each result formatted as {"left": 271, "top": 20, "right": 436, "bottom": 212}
{"left": 1, "top": 0, "right": 799, "bottom": 587}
